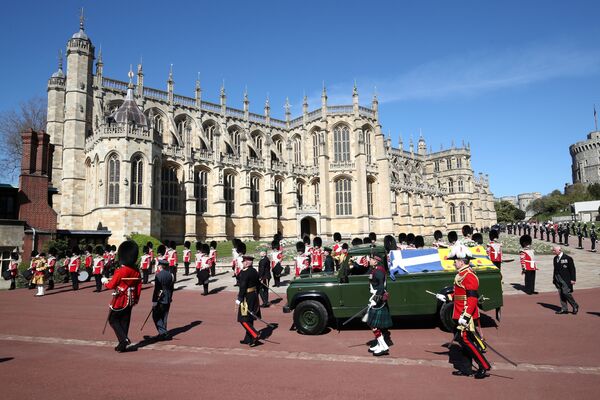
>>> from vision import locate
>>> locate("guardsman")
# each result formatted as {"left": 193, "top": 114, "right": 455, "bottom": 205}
{"left": 168, "top": 240, "right": 178, "bottom": 282}
{"left": 447, "top": 231, "right": 458, "bottom": 247}
{"left": 303, "top": 235, "right": 312, "bottom": 256}
{"left": 520, "top": 235, "right": 538, "bottom": 295}
{"left": 199, "top": 243, "right": 213, "bottom": 295}
{"left": 432, "top": 230, "right": 447, "bottom": 248}
{"left": 183, "top": 241, "right": 191, "bottom": 276}
{"left": 486, "top": 229, "right": 503, "bottom": 270}
{"left": 369, "top": 232, "right": 377, "bottom": 246}
{"left": 447, "top": 244, "right": 491, "bottom": 379}
{"left": 93, "top": 246, "right": 105, "bottom": 292}
{"left": 270, "top": 239, "right": 284, "bottom": 287}
{"left": 366, "top": 254, "right": 392, "bottom": 357}
{"left": 209, "top": 241, "right": 218, "bottom": 276}
{"left": 32, "top": 252, "right": 48, "bottom": 297}
{"left": 62, "top": 251, "right": 71, "bottom": 284}
{"left": 101, "top": 241, "right": 142, "bottom": 353}
{"left": 195, "top": 242, "right": 208, "bottom": 292}
{"left": 84, "top": 245, "right": 93, "bottom": 282}
{"left": 311, "top": 236, "right": 324, "bottom": 273}
{"left": 236, "top": 255, "right": 262, "bottom": 347}
{"left": 591, "top": 224, "right": 597, "bottom": 252}
{"left": 151, "top": 248, "right": 175, "bottom": 341}
{"left": 69, "top": 246, "right": 82, "bottom": 291}
{"left": 295, "top": 241, "right": 309, "bottom": 277}
{"left": 231, "top": 239, "right": 241, "bottom": 286}
{"left": 332, "top": 232, "right": 343, "bottom": 270}
{"left": 140, "top": 246, "right": 151, "bottom": 284}
{"left": 8, "top": 252, "right": 19, "bottom": 290}
{"left": 47, "top": 247, "right": 57, "bottom": 290}
{"left": 533, "top": 223, "right": 538, "bottom": 239}
{"left": 257, "top": 250, "right": 271, "bottom": 307}
{"left": 576, "top": 223, "right": 583, "bottom": 249}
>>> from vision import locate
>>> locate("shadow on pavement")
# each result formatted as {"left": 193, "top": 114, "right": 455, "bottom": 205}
{"left": 0, "top": 357, "right": 14, "bottom": 363}
{"left": 208, "top": 286, "right": 227, "bottom": 295}
{"left": 175, "top": 277, "right": 193, "bottom": 284}
{"left": 42, "top": 284, "right": 96, "bottom": 296}
{"left": 132, "top": 320, "right": 203, "bottom": 350}
{"left": 537, "top": 302, "right": 562, "bottom": 312}
{"left": 510, "top": 283, "right": 528, "bottom": 294}
{"left": 586, "top": 311, "right": 600, "bottom": 317}
{"left": 480, "top": 313, "right": 498, "bottom": 328}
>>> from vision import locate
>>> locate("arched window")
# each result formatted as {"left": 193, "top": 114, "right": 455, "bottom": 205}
{"left": 448, "top": 179, "right": 454, "bottom": 194}
{"left": 434, "top": 160, "right": 440, "bottom": 172}
{"left": 333, "top": 125, "right": 350, "bottom": 162}
{"left": 449, "top": 203, "right": 456, "bottom": 223}
{"left": 161, "top": 166, "right": 180, "bottom": 212}
{"left": 296, "top": 180, "right": 304, "bottom": 206}
{"left": 275, "top": 179, "right": 283, "bottom": 219}
{"left": 335, "top": 178, "right": 352, "bottom": 215}
{"left": 254, "top": 134, "right": 263, "bottom": 157}
{"left": 312, "top": 132, "right": 320, "bottom": 166}
{"left": 313, "top": 180, "right": 320, "bottom": 204}
{"left": 107, "top": 154, "right": 120, "bottom": 205}
{"left": 203, "top": 122, "right": 216, "bottom": 150}
{"left": 457, "top": 157, "right": 463, "bottom": 168}
{"left": 251, "top": 176, "right": 260, "bottom": 217}
{"left": 446, "top": 158, "right": 452, "bottom": 170}
{"left": 459, "top": 202, "right": 467, "bottom": 222}
{"left": 458, "top": 179, "right": 464, "bottom": 193}
{"left": 367, "top": 179, "right": 374, "bottom": 216}
{"left": 194, "top": 170, "right": 208, "bottom": 214}
{"left": 275, "top": 138, "right": 283, "bottom": 156}
{"left": 293, "top": 137, "right": 302, "bottom": 165}
{"left": 130, "top": 155, "right": 143, "bottom": 205}
{"left": 224, "top": 173, "right": 235, "bottom": 216}
{"left": 230, "top": 128, "right": 240, "bottom": 155}
{"left": 364, "top": 129, "right": 372, "bottom": 164}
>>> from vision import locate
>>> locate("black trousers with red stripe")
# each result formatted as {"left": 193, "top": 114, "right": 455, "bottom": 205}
{"left": 241, "top": 321, "right": 259, "bottom": 343}
{"left": 456, "top": 328, "right": 491, "bottom": 372}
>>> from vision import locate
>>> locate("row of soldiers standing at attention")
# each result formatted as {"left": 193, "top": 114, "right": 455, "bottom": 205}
{"left": 508, "top": 221, "right": 598, "bottom": 251}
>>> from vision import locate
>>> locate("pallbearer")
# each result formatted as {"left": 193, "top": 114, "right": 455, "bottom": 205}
{"left": 209, "top": 241, "right": 218, "bottom": 276}
{"left": 101, "top": 241, "right": 142, "bottom": 353}
{"left": 486, "top": 229, "right": 503, "bottom": 270}
{"left": 198, "top": 243, "right": 212, "bottom": 295}
{"left": 519, "top": 234, "right": 538, "bottom": 295}
{"left": 93, "top": 246, "right": 105, "bottom": 292}
{"left": 168, "top": 240, "right": 178, "bottom": 282}
{"left": 140, "top": 246, "right": 151, "bottom": 284}
{"left": 183, "top": 241, "right": 192, "bottom": 276}
{"left": 432, "top": 230, "right": 447, "bottom": 248}
{"left": 294, "top": 241, "right": 308, "bottom": 277}
{"left": 62, "top": 251, "right": 71, "bottom": 284}
{"left": 236, "top": 255, "right": 262, "bottom": 347}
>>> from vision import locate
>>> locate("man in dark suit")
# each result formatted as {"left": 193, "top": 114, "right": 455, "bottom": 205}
{"left": 151, "top": 247, "right": 175, "bottom": 340}
{"left": 257, "top": 251, "right": 271, "bottom": 308}
{"left": 552, "top": 246, "right": 579, "bottom": 315}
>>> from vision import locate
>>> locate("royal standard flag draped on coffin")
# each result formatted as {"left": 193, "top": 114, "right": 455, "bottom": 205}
{"left": 388, "top": 246, "right": 497, "bottom": 278}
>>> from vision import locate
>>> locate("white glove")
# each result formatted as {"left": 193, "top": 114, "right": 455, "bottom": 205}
{"left": 369, "top": 288, "right": 377, "bottom": 295}
{"left": 458, "top": 316, "right": 468, "bottom": 327}
{"left": 369, "top": 300, "right": 376, "bottom": 307}
{"left": 101, "top": 277, "right": 109, "bottom": 285}
{"left": 435, "top": 294, "right": 447, "bottom": 302}
{"left": 152, "top": 302, "right": 157, "bottom": 307}
{"left": 235, "top": 299, "right": 241, "bottom": 305}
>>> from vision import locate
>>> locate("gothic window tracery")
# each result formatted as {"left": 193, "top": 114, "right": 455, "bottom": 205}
{"left": 333, "top": 125, "right": 350, "bottom": 162}
{"left": 224, "top": 172, "right": 235, "bottom": 216}
{"left": 275, "top": 179, "right": 283, "bottom": 219}
{"left": 107, "top": 153, "right": 120, "bottom": 205}
{"left": 251, "top": 176, "right": 260, "bottom": 217}
{"left": 161, "top": 165, "right": 180, "bottom": 212}
{"left": 335, "top": 178, "right": 352, "bottom": 215}
{"left": 194, "top": 169, "right": 208, "bottom": 214}
{"left": 130, "top": 155, "right": 143, "bottom": 205}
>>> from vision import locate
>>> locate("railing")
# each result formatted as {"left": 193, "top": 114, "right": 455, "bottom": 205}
{"left": 297, "top": 203, "right": 319, "bottom": 213}
{"left": 390, "top": 181, "right": 442, "bottom": 195}
{"left": 201, "top": 101, "right": 221, "bottom": 113}
{"left": 306, "top": 109, "right": 321, "bottom": 121}
{"left": 102, "top": 78, "right": 128, "bottom": 92}
{"left": 144, "top": 87, "right": 169, "bottom": 101}
{"left": 226, "top": 107, "right": 245, "bottom": 119}
{"left": 247, "top": 158, "right": 264, "bottom": 169}
{"left": 248, "top": 112, "right": 267, "bottom": 124}
{"left": 328, "top": 105, "right": 353, "bottom": 114}
{"left": 271, "top": 160, "right": 287, "bottom": 172}
{"left": 359, "top": 106, "right": 375, "bottom": 118}
{"left": 221, "top": 154, "right": 240, "bottom": 165}
{"left": 194, "top": 149, "right": 213, "bottom": 162}
{"left": 329, "top": 161, "right": 355, "bottom": 171}
{"left": 174, "top": 94, "right": 196, "bottom": 107}
{"left": 86, "top": 123, "right": 154, "bottom": 148}
{"left": 163, "top": 145, "right": 184, "bottom": 158}
{"left": 271, "top": 118, "right": 287, "bottom": 128}
{"left": 293, "top": 165, "right": 318, "bottom": 176}
{"left": 289, "top": 116, "right": 303, "bottom": 128}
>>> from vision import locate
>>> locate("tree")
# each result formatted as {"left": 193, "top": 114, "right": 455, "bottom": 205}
{"left": 495, "top": 201, "right": 524, "bottom": 223}
{"left": 588, "top": 183, "right": 600, "bottom": 200}
{"left": 0, "top": 96, "right": 47, "bottom": 182}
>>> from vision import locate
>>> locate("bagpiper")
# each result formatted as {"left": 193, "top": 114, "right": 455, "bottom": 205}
{"left": 365, "top": 253, "right": 392, "bottom": 357}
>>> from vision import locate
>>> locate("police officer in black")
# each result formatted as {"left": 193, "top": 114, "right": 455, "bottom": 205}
{"left": 257, "top": 251, "right": 271, "bottom": 308}
{"left": 236, "top": 255, "right": 262, "bottom": 347}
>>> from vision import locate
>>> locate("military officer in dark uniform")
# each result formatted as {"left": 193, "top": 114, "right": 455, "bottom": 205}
{"left": 323, "top": 247, "right": 335, "bottom": 274}
{"left": 591, "top": 224, "right": 597, "bottom": 252}
{"left": 257, "top": 251, "right": 271, "bottom": 307}
{"left": 583, "top": 223, "right": 588, "bottom": 238}
{"left": 564, "top": 223, "right": 570, "bottom": 247}
{"left": 552, "top": 246, "right": 578, "bottom": 314}
{"left": 539, "top": 224, "right": 545, "bottom": 241}
{"left": 576, "top": 223, "right": 583, "bottom": 249}
{"left": 557, "top": 224, "right": 564, "bottom": 245}
{"left": 151, "top": 250, "right": 174, "bottom": 341}
{"left": 533, "top": 223, "right": 538, "bottom": 239}
{"left": 236, "top": 255, "right": 262, "bottom": 347}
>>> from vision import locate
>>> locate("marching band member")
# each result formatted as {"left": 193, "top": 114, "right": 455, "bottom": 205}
{"left": 183, "top": 241, "right": 192, "bottom": 276}
{"left": 168, "top": 240, "right": 178, "bottom": 282}
{"left": 28, "top": 250, "right": 38, "bottom": 289}
{"left": 140, "top": 246, "right": 152, "bottom": 284}
{"left": 295, "top": 241, "right": 308, "bottom": 277}
{"left": 332, "top": 232, "right": 343, "bottom": 270}
{"left": 46, "top": 247, "right": 57, "bottom": 290}
{"left": 8, "top": 252, "right": 19, "bottom": 290}
{"left": 62, "top": 251, "right": 71, "bottom": 284}
{"left": 520, "top": 234, "right": 538, "bottom": 295}
{"left": 84, "top": 245, "right": 93, "bottom": 282}
{"left": 102, "top": 246, "right": 111, "bottom": 278}
{"left": 101, "top": 241, "right": 142, "bottom": 353}
{"left": 236, "top": 255, "right": 262, "bottom": 347}
{"left": 311, "top": 237, "right": 323, "bottom": 273}
{"left": 486, "top": 229, "right": 503, "bottom": 270}
{"left": 69, "top": 247, "right": 82, "bottom": 291}
{"left": 257, "top": 250, "right": 271, "bottom": 307}
{"left": 209, "top": 241, "right": 218, "bottom": 276}
{"left": 195, "top": 242, "right": 203, "bottom": 286}
{"left": 93, "top": 246, "right": 105, "bottom": 292}
{"left": 447, "top": 244, "right": 491, "bottom": 379}
{"left": 270, "top": 239, "right": 283, "bottom": 287}
{"left": 198, "top": 243, "right": 212, "bottom": 295}
{"left": 32, "top": 252, "right": 48, "bottom": 297}
{"left": 365, "top": 254, "right": 392, "bottom": 357}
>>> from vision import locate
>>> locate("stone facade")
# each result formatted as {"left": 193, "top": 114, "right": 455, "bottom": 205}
{"left": 570, "top": 131, "right": 600, "bottom": 186}
{"left": 46, "top": 22, "right": 496, "bottom": 244}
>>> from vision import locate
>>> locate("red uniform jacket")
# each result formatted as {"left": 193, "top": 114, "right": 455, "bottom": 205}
{"left": 9, "top": 260, "right": 18, "bottom": 277}
{"left": 68, "top": 257, "right": 81, "bottom": 273}
{"left": 270, "top": 249, "right": 283, "bottom": 269}
{"left": 310, "top": 247, "right": 323, "bottom": 272}
{"left": 209, "top": 248, "right": 217, "bottom": 264}
{"left": 195, "top": 252, "right": 202, "bottom": 269}
{"left": 84, "top": 254, "right": 93, "bottom": 268}
{"left": 140, "top": 254, "right": 151, "bottom": 270}
{"left": 47, "top": 256, "right": 56, "bottom": 273}
{"left": 93, "top": 257, "right": 104, "bottom": 275}
{"left": 332, "top": 243, "right": 342, "bottom": 258}
{"left": 486, "top": 241, "right": 503, "bottom": 263}
{"left": 104, "top": 265, "right": 142, "bottom": 310}
{"left": 168, "top": 249, "right": 178, "bottom": 267}
{"left": 295, "top": 255, "right": 310, "bottom": 277}
{"left": 183, "top": 249, "right": 191, "bottom": 263}
{"left": 519, "top": 248, "right": 537, "bottom": 271}
{"left": 452, "top": 267, "right": 480, "bottom": 320}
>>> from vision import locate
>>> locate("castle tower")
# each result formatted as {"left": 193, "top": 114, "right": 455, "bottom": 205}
{"left": 60, "top": 11, "right": 95, "bottom": 229}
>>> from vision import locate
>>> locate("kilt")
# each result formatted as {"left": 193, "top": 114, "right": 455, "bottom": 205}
{"left": 367, "top": 303, "right": 392, "bottom": 329}
{"left": 32, "top": 273, "right": 45, "bottom": 285}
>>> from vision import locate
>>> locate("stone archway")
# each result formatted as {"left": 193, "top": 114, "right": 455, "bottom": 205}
{"left": 300, "top": 216, "right": 317, "bottom": 238}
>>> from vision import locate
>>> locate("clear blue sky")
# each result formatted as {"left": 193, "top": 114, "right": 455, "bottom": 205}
{"left": 1, "top": 0, "right": 599, "bottom": 197}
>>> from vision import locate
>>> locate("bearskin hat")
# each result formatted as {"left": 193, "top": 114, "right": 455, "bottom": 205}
{"left": 65, "top": 250, "right": 73, "bottom": 257}
{"left": 520, "top": 234, "right": 532, "bottom": 248}
{"left": 48, "top": 247, "right": 57, "bottom": 256}
{"left": 271, "top": 239, "right": 280, "bottom": 250}
{"left": 11, "top": 252, "right": 18, "bottom": 260}
{"left": 39, "top": 252, "right": 46, "bottom": 257}
{"left": 184, "top": 240, "right": 191, "bottom": 249}
{"left": 95, "top": 246, "right": 104, "bottom": 255}
{"left": 157, "top": 244, "right": 167, "bottom": 256}
{"left": 237, "top": 241, "right": 247, "bottom": 255}
{"left": 342, "top": 243, "right": 349, "bottom": 250}
{"left": 169, "top": 240, "right": 176, "bottom": 249}
{"left": 363, "top": 237, "right": 371, "bottom": 244}
{"left": 369, "top": 232, "right": 377, "bottom": 242}
{"left": 462, "top": 225, "right": 473, "bottom": 237}
{"left": 296, "top": 241, "right": 305, "bottom": 253}
{"left": 72, "top": 246, "right": 81, "bottom": 256}
{"left": 112, "top": 245, "right": 117, "bottom": 251}
{"left": 303, "top": 235, "right": 311, "bottom": 245}
{"left": 398, "top": 233, "right": 407, "bottom": 243}
{"left": 414, "top": 235, "right": 425, "bottom": 248}
{"left": 142, "top": 245, "right": 149, "bottom": 255}
{"left": 210, "top": 240, "right": 217, "bottom": 249}
{"left": 333, "top": 232, "right": 342, "bottom": 242}
{"left": 472, "top": 233, "right": 483, "bottom": 245}
{"left": 202, "top": 243, "right": 210, "bottom": 254}
{"left": 383, "top": 235, "right": 397, "bottom": 252}
{"left": 31, "top": 250, "right": 38, "bottom": 257}
{"left": 232, "top": 238, "right": 241, "bottom": 247}
{"left": 351, "top": 238, "right": 363, "bottom": 246}
{"left": 196, "top": 241, "right": 202, "bottom": 251}
{"left": 448, "top": 231, "right": 458, "bottom": 244}
{"left": 146, "top": 241, "right": 153, "bottom": 249}
{"left": 489, "top": 229, "right": 499, "bottom": 241}
{"left": 406, "top": 233, "right": 415, "bottom": 245}
{"left": 118, "top": 240, "right": 139, "bottom": 266}
{"left": 313, "top": 236, "right": 322, "bottom": 248}
{"left": 86, "top": 245, "right": 93, "bottom": 253}
{"left": 434, "top": 230, "right": 443, "bottom": 240}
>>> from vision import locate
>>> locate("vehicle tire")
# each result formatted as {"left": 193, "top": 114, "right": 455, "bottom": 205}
{"left": 439, "top": 301, "right": 456, "bottom": 332}
{"left": 293, "top": 300, "right": 328, "bottom": 335}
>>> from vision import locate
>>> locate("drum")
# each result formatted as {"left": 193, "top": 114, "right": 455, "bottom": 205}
{"left": 2, "top": 269, "right": 12, "bottom": 281}
{"left": 78, "top": 270, "right": 89, "bottom": 282}
{"left": 272, "top": 263, "right": 283, "bottom": 277}
{"left": 22, "top": 269, "right": 34, "bottom": 280}
{"left": 57, "top": 266, "right": 67, "bottom": 275}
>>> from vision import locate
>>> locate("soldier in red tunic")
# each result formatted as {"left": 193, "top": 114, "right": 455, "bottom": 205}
{"left": 69, "top": 247, "right": 82, "bottom": 291}
{"left": 519, "top": 234, "right": 538, "bottom": 294}
{"left": 84, "top": 245, "right": 93, "bottom": 282}
{"left": 93, "top": 246, "right": 105, "bottom": 292}
{"left": 101, "top": 241, "right": 142, "bottom": 353}
{"left": 486, "top": 229, "right": 503, "bottom": 270}
{"left": 47, "top": 247, "right": 57, "bottom": 290}
{"left": 183, "top": 241, "right": 191, "bottom": 276}
{"left": 311, "top": 237, "right": 324, "bottom": 273}
{"left": 209, "top": 241, "right": 218, "bottom": 277}
{"left": 448, "top": 244, "right": 491, "bottom": 379}
{"left": 140, "top": 246, "right": 152, "bottom": 284}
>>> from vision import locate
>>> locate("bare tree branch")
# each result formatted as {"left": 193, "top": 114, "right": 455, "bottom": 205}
{"left": 0, "top": 97, "right": 47, "bottom": 182}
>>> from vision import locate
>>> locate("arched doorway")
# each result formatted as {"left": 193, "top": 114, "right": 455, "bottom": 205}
{"left": 300, "top": 217, "right": 317, "bottom": 238}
